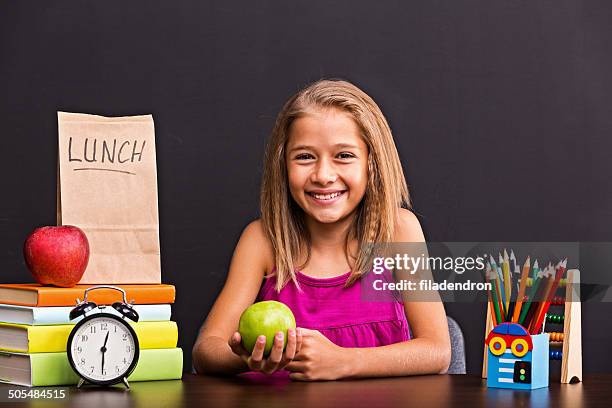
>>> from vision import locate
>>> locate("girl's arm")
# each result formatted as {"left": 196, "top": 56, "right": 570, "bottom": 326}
{"left": 286, "top": 209, "right": 451, "bottom": 380}
{"left": 342, "top": 299, "right": 451, "bottom": 378}
{"left": 192, "top": 220, "right": 273, "bottom": 375}
{"left": 288, "top": 300, "right": 450, "bottom": 380}
{"left": 348, "top": 209, "right": 451, "bottom": 377}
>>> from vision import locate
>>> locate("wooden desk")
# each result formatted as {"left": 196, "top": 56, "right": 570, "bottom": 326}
{"left": 1, "top": 373, "right": 610, "bottom": 408}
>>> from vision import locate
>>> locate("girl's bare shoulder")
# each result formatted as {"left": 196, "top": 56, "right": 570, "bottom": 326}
{"left": 238, "top": 219, "right": 275, "bottom": 273}
{"left": 394, "top": 208, "right": 426, "bottom": 242}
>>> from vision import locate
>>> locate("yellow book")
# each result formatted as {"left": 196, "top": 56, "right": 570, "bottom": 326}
{"left": 0, "top": 321, "right": 177, "bottom": 353}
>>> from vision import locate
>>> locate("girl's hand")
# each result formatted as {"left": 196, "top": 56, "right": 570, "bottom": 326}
{"left": 285, "top": 328, "right": 351, "bottom": 381}
{"left": 228, "top": 328, "right": 301, "bottom": 374}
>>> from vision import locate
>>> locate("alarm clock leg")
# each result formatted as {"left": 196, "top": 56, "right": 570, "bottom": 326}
{"left": 122, "top": 377, "right": 130, "bottom": 389}
{"left": 77, "top": 379, "right": 85, "bottom": 388}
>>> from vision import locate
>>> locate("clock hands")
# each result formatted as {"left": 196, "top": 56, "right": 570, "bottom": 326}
{"left": 101, "top": 331, "right": 109, "bottom": 374}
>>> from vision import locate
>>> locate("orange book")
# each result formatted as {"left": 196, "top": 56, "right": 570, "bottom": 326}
{"left": 0, "top": 284, "right": 175, "bottom": 307}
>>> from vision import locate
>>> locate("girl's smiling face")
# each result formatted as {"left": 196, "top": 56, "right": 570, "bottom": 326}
{"left": 286, "top": 108, "right": 369, "bottom": 225}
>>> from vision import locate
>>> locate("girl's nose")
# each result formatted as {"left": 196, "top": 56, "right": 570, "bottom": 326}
{"left": 311, "top": 160, "right": 337, "bottom": 185}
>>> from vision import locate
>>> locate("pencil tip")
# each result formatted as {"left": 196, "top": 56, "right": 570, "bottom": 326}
{"left": 534, "top": 259, "right": 539, "bottom": 268}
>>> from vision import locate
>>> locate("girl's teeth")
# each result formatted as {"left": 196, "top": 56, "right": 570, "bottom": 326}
{"left": 313, "top": 192, "right": 342, "bottom": 200}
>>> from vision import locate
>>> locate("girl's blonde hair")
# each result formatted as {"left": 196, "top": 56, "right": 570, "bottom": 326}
{"left": 261, "top": 79, "right": 410, "bottom": 290}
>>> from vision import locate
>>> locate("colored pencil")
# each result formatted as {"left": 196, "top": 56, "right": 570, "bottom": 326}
{"left": 498, "top": 255, "right": 507, "bottom": 316}
{"left": 530, "top": 259, "right": 567, "bottom": 334}
{"left": 486, "top": 281, "right": 497, "bottom": 326}
{"left": 486, "top": 263, "right": 502, "bottom": 325}
{"left": 491, "top": 257, "right": 505, "bottom": 322}
{"left": 485, "top": 252, "right": 569, "bottom": 331}
{"left": 502, "top": 250, "right": 511, "bottom": 319}
{"left": 519, "top": 260, "right": 540, "bottom": 326}
{"left": 509, "top": 250, "right": 517, "bottom": 277}
{"left": 512, "top": 256, "right": 531, "bottom": 323}
{"left": 528, "top": 265, "right": 555, "bottom": 333}
{"left": 524, "top": 264, "right": 552, "bottom": 330}
{"left": 491, "top": 255, "right": 506, "bottom": 317}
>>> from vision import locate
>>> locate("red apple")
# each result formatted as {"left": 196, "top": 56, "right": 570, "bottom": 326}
{"left": 23, "top": 226, "right": 90, "bottom": 287}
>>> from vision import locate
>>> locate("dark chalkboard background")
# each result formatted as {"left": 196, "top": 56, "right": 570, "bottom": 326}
{"left": 1, "top": 1, "right": 611, "bottom": 375}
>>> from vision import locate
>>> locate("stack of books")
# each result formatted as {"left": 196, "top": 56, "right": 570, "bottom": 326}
{"left": 0, "top": 284, "right": 182, "bottom": 386}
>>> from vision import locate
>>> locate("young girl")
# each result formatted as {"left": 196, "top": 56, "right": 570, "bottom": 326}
{"left": 192, "top": 79, "right": 451, "bottom": 380}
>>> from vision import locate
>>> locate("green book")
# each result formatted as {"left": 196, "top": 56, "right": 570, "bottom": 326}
{"left": 0, "top": 348, "right": 183, "bottom": 387}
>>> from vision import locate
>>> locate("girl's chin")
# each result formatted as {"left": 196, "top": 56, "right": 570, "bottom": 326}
{"left": 310, "top": 216, "right": 343, "bottom": 224}
{"left": 304, "top": 208, "right": 356, "bottom": 225}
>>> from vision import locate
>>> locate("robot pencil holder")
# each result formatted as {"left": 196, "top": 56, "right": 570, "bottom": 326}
{"left": 485, "top": 323, "right": 549, "bottom": 390}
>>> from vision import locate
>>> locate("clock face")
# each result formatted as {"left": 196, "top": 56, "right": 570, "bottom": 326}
{"left": 67, "top": 314, "right": 139, "bottom": 384}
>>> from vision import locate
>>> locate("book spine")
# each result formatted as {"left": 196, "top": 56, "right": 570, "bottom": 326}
{"left": 37, "top": 287, "right": 175, "bottom": 307}
{"left": 28, "top": 325, "right": 71, "bottom": 353}
{"left": 30, "top": 352, "right": 79, "bottom": 386}
{"left": 0, "top": 321, "right": 178, "bottom": 353}
{"left": 126, "top": 304, "right": 172, "bottom": 322}
{"left": 128, "top": 348, "right": 183, "bottom": 382}
{"left": 131, "top": 321, "right": 178, "bottom": 349}
{"left": 29, "top": 348, "right": 183, "bottom": 386}
{"left": 26, "top": 304, "right": 172, "bottom": 325}
{"left": 31, "top": 307, "right": 72, "bottom": 325}
{"left": 12, "top": 321, "right": 178, "bottom": 353}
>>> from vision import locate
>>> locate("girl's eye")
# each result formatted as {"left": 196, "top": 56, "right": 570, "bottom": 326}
{"left": 337, "top": 152, "right": 355, "bottom": 159}
{"left": 295, "top": 153, "right": 314, "bottom": 160}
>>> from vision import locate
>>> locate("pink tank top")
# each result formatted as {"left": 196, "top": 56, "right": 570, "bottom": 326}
{"left": 257, "top": 270, "right": 411, "bottom": 347}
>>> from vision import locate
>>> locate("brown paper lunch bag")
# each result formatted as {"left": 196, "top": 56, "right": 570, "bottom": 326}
{"left": 57, "top": 112, "right": 161, "bottom": 284}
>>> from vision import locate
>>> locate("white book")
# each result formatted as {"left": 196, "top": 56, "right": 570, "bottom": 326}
{"left": 0, "top": 304, "right": 171, "bottom": 325}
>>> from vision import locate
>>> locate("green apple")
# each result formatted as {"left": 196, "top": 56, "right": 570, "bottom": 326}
{"left": 238, "top": 301, "right": 296, "bottom": 356}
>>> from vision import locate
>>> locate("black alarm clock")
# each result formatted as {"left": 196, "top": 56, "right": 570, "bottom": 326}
{"left": 67, "top": 285, "right": 140, "bottom": 388}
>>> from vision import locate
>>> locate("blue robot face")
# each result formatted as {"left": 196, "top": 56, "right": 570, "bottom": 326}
{"left": 486, "top": 323, "right": 533, "bottom": 358}
{"left": 486, "top": 323, "right": 536, "bottom": 387}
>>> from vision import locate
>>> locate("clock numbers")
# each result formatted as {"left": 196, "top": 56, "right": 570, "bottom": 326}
{"left": 70, "top": 315, "right": 137, "bottom": 383}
